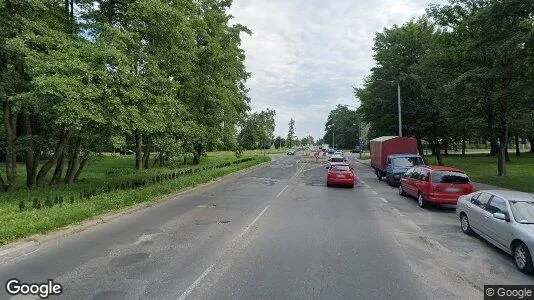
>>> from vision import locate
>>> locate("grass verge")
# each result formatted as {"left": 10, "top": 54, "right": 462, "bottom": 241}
{"left": 0, "top": 155, "right": 269, "bottom": 246}
{"left": 425, "top": 153, "right": 534, "bottom": 193}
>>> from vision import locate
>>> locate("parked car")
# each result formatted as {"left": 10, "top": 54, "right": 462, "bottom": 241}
{"left": 399, "top": 165, "right": 475, "bottom": 208}
{"left": 119, "top": 149, "right": 135, "bottom": 155}
{"left": 334, "top": 150, "right": 343, "bottom": 156}
{"left": 326, "top": 162, "right": 355, "bottom": 188}
{"left": 456, "top": 190, "right": 534, "bottom": 274}
{"left": 286, "top": 149, "right": 296, "bottom": 155}
{"left": 370, "top": 136, "right": 424, "bottom": 185}
{"left": 350, "top": 146, "right": 362, "bottom": 153}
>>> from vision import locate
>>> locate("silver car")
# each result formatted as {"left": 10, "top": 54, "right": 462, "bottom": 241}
{"left": 456, "top": 190, "right": 534, "bottom": 274}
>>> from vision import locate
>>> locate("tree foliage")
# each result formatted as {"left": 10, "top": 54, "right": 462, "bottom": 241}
{"left": 355, "top": 0, "right": 534, "bottom": 175}
{"left": 323, "top": 105, "right": 360, "bottom": 149}
{"left": 0, "top": 0, "right": 252, "bottom": 191}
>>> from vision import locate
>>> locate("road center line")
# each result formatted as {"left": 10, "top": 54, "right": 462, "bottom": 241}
{"left": 380, "top": 198, "right": 388, "bottom": 203}
{"left": 177, "top": 264, "right": 214, "bottom": 300}
{"left": 238, "top": 205, "right": 271, "bottom": 239}
{"left": 276, "top": 185, "right": 289, "bottom": 198}
{"left": 372, "top": 191, "right": 378, "bottom": 195}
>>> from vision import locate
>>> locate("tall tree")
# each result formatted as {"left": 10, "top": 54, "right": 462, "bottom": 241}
{"left": 287, "top": 118, "right": 295, "bottom": 149}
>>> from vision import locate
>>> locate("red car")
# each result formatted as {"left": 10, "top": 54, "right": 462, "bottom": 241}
{"left": 399, "top": 165, "right": 475, "bottom": 208}
{"left": 326, "top": 162, "right": 355, "bottom": 188}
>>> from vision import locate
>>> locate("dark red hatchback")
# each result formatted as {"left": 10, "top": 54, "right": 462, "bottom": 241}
{"left": 399, "top": 165, "right": 475, "bottom": 208}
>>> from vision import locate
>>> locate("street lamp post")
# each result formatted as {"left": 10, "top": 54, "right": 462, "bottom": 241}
{"left": 377, "top": 79, "right": 402, "bottom": 137}
{"left": 397, "top": 82, "right": 402, "bottom": 137}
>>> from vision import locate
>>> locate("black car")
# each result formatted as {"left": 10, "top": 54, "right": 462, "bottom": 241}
{"left": 286, "top": 150, "right": 296, "bottom": 155}
{"left": 350, "top": 146, "right": 362, "bottom": 153}
{"left": 119, "top": 149, "right": 136, "bottom": 155}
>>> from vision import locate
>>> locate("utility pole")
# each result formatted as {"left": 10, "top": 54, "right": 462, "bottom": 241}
{"left": 397, "top": 82, "right": 402, "bottom": 137}
{"left": 376, "top": 78, "right": 402, "bottom": 137}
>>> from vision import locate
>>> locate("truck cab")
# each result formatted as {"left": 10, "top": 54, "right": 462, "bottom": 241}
{"left": 384, "top": 154, "right": 425, "bottom": 186}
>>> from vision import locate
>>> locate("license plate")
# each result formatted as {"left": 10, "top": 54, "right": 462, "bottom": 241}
{"left": 444, "top": 187, "right": 460, "bottom": 193}
{"left": 336, "top": 174, "right": 345, "bottom": 178}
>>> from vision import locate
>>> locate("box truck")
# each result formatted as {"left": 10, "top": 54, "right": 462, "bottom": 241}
{"left": 370, "top": 136, "right": 425, "bottom": 186}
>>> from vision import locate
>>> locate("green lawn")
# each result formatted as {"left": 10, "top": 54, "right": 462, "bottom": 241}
{"left": 0, "top": 151, "right": 269, "bottom": 245}
{"left": 425, "top": 153, "right": 534, "bottom": 193}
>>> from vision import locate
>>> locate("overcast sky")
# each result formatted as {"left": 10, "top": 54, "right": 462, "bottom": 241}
{"left": 229, "top": 0, "right": 445, "bottom": 140}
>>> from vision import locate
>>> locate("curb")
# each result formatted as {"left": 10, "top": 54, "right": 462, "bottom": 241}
{"left": 0, "top": 159, "right": 272, "bottom": 262}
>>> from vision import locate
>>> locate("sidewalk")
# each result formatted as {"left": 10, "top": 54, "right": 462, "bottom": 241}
{"left": 353, "top": 158, "right": 509, "bottom": 191}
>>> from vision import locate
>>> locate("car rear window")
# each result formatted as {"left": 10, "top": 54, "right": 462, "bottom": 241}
{"left": 331, "top": 157, "right": 344, "bottom": 162}
{"left": 431, "top": 171, "right": 470, "bottom": 184}
{"left": 331, "top": 165, "right": 350, "bottom": 171}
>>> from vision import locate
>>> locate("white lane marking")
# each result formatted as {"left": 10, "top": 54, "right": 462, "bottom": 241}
{"left": 177, "top": 264, "right": 214, "bottom": 300}
{"left": 276, "top": 185, "right": 289, "bottom": 198}
{"left": 371, "top": 190, "right": 378, "bottom": 195}
{"left": 380, "top": 198, "right": 388, "bottom": 203}
{"left": 238, "top": 205, "right": 271, "bottom": 239}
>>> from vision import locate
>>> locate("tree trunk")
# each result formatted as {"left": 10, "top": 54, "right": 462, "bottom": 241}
{"left": 529, "top": 137, "right": 534, "bottom": 153}
{"left": 143, "top": 137, "right": 151, "bottom": 169}
{"left": 50, "top": 150, "right": 65, "bottom": 185}
{"left": 515, "top": 133, "right": 520, "bottom": 157}
{"left": 435, "top": 140, "right": 444, "bottom": 166}
{"left": 444, "top": 140, "right": 449, "bottom": 155}
{"left": 461, "top": 140, "right": 466, "bottom": 156}
{"left": 152, "top": 152, "right": 160, "bottom": 167}
{"left": 429, "top": 140, "right": 436, "bottom": 156}
{"left": 23, "top": 112, "right": 37, "bottom": 188}
{"left": 487, "top": 101, "right": 499, "bottom": 156}
{"left": 135, "top": 130, "right": 143, "bottom": 170}
{"left": 159, "top": 152, "right": 165, "bottom": 166}
{"left": 73, "top": 152, "right": 89, "bottom": 182}
{"left": 36, "top": 128, "right": 73, "bottom": 186}
{"left": 416, "top": 136, "right": 424, "bottom": 157}
{"left": 497, "top": 92, "right": 509, "bottom": 176}
{"left": 3, "top": 100, "right": 17, "bottom": 191}
{"left": 193, "top": 142, "right": 202, "bottom": 165}
{"left": 64, "top": 139, "right": 82, "bottom": 184}
{"left": 0, "top": 174, "right": 5, "bottom": 191}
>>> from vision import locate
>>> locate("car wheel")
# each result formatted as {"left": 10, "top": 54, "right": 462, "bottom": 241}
{"left": 327, "top": 183, "right": 331, "bottom": 187}
{"left": 460, "top": 213, "right": 473, "bottom": 235}
{"left": 376, "top": 172, "right": 382, "bottom": 181}
{"left": 513, "top": 242, "right": 534, "bottom": 274}
{"left": 350, "top": 184, "right": 354, "bottom": 188}
{"left": 417, "top": 193, "right": 427, "bottom": 208}
{"left": 398, "top": 185, "right": 406, "bottom": 196}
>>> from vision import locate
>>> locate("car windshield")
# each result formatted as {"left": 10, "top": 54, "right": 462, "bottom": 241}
{"left": 432, "top": 171, "right": 470, "bottom": 184}
{"left": 510, "top": 201, "right": 534, "bottom": 224}
{"left": 331, "top": 157, "right": 344, "bottom": 162}
{"left": 331, "top": 165, "right": 350, "bottom": 171}
{"left": 392, "top": 157, "right": 424, "bottom": 168}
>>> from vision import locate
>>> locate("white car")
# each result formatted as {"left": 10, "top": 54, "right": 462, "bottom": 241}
{"left": 334, "top": 150, "right": 343, "bottom": 156}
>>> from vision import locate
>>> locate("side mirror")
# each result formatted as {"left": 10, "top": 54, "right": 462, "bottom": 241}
{"left": 493, "top": 212, "right": 510, "bottom": 222}
{"left": 326, "top": 166, "right": 330, "bottom": 169}
{"left": 350, "top": 167, "right": 354, "bottom": 171}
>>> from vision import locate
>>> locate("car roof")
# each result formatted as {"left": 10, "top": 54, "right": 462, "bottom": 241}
{"left": 419, "top": 165, "right": 464, "bottom": 173}
{"left": 478, "top": 190, "right": 534, "bottom": 202}
{"left": 388, "top": 154, "right": 420, "bottom": 158}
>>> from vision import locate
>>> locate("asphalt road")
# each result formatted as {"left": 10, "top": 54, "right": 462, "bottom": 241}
{"left": 0, "top": 153, "right": 532, "bottom": 300}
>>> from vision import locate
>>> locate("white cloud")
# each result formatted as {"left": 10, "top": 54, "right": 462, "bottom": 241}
{"left": 229, "top": 0, "right": 445, "bottom": 139}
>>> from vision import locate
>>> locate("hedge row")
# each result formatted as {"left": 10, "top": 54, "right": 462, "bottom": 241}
{"left": 18, "top": 157, "right": 255, "bottom": 212}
